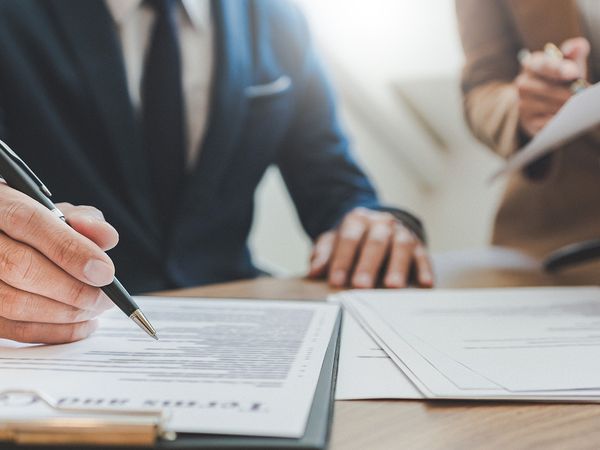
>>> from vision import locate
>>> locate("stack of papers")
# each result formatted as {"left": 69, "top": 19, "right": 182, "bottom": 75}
{"left": 334, "top": 287, "right": 600, "bottom": 402}
{"left": 334, "top": 313, "right": 422, "bottom": 400}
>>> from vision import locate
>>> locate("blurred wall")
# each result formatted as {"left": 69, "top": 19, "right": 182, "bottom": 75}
{"left": 248, "top": 0, "right": 507, "bottom": 275}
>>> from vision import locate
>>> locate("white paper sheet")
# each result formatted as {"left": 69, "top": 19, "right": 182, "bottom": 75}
{"left": 340, "top": 288, "right": 600, "bottom": 401}
{"left": 334, "top": 312, "right": 422, "bottom": 400}
{"left": 0, "top": 297, "right": 340, "bottom": 438}
{"left": 494, "top": 81, "right": 600, "bottom": 177}
{"left": 341, "top": 297, "right": 504, "bottom": 398}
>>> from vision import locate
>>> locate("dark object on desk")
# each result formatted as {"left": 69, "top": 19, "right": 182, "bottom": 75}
{"left": 543, "top": 239, "right": 600, "bottom": 272}
{"left": 0, "top": 311, "right": 341, "bottom": 450}
{"left": 0, "top": 139, "right": 157, "bottom": 340}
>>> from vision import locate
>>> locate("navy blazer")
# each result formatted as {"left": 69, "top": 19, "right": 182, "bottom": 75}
{"left": 0, "top": 0, "right": 423, "bottom": 293}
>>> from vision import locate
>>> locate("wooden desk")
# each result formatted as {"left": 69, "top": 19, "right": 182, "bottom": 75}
{"left": 161, "top": 248, "right": 600, "bottom": 450}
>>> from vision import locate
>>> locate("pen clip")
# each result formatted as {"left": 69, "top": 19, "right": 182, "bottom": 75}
{"left": 0, "top": 139, "right": 52, "bottom": 198}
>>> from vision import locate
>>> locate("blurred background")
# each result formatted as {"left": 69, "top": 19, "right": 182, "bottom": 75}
{"left": 248, "top": 0, "right": 508, "bottom": 275}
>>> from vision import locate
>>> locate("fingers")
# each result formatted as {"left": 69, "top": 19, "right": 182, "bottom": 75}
{"left": 0, "top": 316, "right": 98, "bottom": 344}
{"left": 518, "top": 113, "right": 553, "bottom": 138}
{"left": 351, "top": 219, "right": 393, "bottom": 288}
{"left": 515, "top": 73, "right": 572, "bottom": 107}
{"left": 522, "top": 51, "right": 581, "bottom": 82}
{"left": 518, "top": 96, "right": 563, "bottom": 117}
{"left": 518, "top": 93, "right": 560, "bottom": 137}
{"left": 561, "top": 37, "right": 590, "bottom": 73}
{"left": 320, "top": 208, "right": 434, "bottom": 289}
{"left": 0, "top": 233, "right": 112, "bottom": 312}
{"left": 516, "top": 40, "right": 590, "bottom": 139}
{"left": 413, "top": 245, "right": 434, "bottom": 288}
{"left": 383, "top": 226, "right": 416, "bottom": 288}
{"left": 59, "top": 203, "right": 105, "bottom": 221}
{"left": 0, "top": 186, "right": 114, "bottom": 286}
{"left": 515, "top": 67, "right": 573, "bottom": 138}
{"left": 0, "top": 192, "right": 114, "bottom": 345}
{"left": 328, "top": 210, "right": 369, "bottom": 287}
{"left": 62, "top": 205, "right": 119, "bottom": 252}
{"left": 308, "top": 231, "right": 336, "bottom": 278}
{"left": 0, "top": 280, "right": 103, "bottom": 323}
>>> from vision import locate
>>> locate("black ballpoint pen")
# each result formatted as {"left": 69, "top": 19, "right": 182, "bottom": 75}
{"left": 0, "top": 139, "right": 158, "bottom": 340}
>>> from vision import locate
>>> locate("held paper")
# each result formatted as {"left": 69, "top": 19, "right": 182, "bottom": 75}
{"left": 495, "top": 81, "right": 600, "bottom": 177}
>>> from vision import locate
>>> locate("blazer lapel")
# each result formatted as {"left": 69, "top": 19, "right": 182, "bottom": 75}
{"left": 48, "top": 0, "right": 160, "bottom": 241}
{"left": 180, "top": 0, "right": 252, "bottom": 210}
{"left": 506, "top": 0, "right": 583, "bottom": 50}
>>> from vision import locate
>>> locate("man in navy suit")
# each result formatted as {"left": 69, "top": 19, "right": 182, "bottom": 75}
{"left": 0, "top": 0, "right": 432, "bottom": 344}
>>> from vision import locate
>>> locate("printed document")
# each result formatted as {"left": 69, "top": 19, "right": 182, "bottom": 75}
{"left": 338, "top": 287, "right": 600, "bottom": 401}
{"left": 334, "top": 313, "right": 422, "bottom": 400}
{"left": 0, "top": 297, "right": 340, "bottom": 438}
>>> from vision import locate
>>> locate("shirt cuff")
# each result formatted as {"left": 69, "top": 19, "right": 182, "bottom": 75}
{"left": 372, "top": 206, "right": 427, "bottom": 244}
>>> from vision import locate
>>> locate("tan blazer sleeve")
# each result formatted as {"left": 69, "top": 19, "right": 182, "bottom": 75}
{"left": 456, "top": 0, "right": 523, "bottom": 158}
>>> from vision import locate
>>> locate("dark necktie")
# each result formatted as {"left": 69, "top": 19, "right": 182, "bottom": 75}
{"left": 141, "top": 0, "right": 186, "bottom": 226}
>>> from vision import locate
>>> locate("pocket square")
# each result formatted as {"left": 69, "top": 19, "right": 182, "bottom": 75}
{"left": 245, "top": 75, "right": 292, "bottom": 98}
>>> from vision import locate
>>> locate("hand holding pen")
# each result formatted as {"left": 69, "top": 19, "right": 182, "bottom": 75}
{"left": 516, "top": 37, "right": 590, "bottom": 138}
{"left": 0, "top": 139, "right": 157, "bottom": 344}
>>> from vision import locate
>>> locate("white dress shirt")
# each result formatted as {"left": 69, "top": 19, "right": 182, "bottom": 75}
{"left": 105, "top": 0, "right": 213, "bottom": 168}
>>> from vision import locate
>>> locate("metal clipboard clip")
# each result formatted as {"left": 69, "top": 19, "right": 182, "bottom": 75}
{"left": 0, "top": 389, "right": 176, "bottom": 447}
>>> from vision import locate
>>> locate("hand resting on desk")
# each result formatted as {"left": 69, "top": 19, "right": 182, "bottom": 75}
{"left": 308, "top": 207, "right": 434, "bottom": 289}
{"left": 0, "top": 183, "right": 118, "bottom": 344}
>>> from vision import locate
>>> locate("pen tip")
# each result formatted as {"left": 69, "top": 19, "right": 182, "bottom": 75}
{"left": 129, "top": 309, "right": 158, "bottom": 340}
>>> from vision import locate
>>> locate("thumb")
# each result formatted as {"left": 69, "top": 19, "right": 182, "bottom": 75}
{"left": 561, "top": 37, "right": 590, "bottom": 76}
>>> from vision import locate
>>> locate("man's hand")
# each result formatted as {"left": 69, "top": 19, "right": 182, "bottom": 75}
{"left": 308, "top": 207, "right": 433, "bottom": 288}
{"left": 516, "top": 37, "right": 589, "bottom": 137}
{"left": 0, "top": 183, "right": 118, "bottom": 344}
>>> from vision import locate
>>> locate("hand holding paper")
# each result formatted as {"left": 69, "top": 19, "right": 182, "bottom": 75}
{"left": 516, "top": 38, "right": 589, "bottom": 138}
{"left": 494, "top": 81, "right": 600, "bottom": 178}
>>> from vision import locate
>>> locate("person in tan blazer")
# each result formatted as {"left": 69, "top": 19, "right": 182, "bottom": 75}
{"left": 456, "top": 0, "right": 600, "bottom": 259}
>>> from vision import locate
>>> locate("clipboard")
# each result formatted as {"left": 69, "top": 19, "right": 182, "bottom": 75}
{"left": 0, "top": 311, "right": 341, "bottom": 450}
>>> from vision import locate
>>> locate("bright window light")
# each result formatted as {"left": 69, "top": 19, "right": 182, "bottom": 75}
{"left": 296, "top": 0, "right": 464, "bottom": 78}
